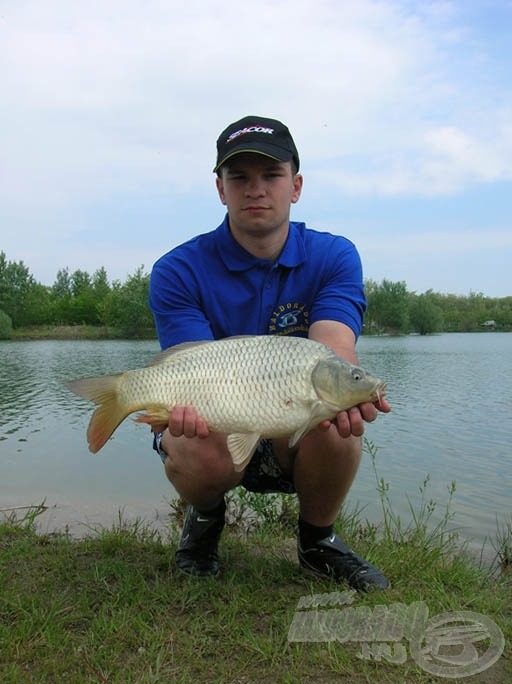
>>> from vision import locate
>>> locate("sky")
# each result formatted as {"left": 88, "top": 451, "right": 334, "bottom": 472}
{"left": 1, "top": 0, "right": 511, "bottom": 297}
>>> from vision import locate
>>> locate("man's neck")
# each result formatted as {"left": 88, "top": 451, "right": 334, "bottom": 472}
{"left": 228, "top": 222, "right": 289, "bottom": 263}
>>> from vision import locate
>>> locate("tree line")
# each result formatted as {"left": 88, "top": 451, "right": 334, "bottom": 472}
{"left": 365, "top": 279, "right": 512, "bottom": 334}
{"left": 0, "top": 252, "right": 153, "bottom": 338}
{"left": 0, "top": 251, "right": 511, "bottom": 339}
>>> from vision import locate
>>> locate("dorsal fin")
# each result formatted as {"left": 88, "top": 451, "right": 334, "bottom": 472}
{"left": 146, "top": 340, "right": 214, "bottom": 367}
{"left": 146, "top": 335, "right": 264, "bottom": 367}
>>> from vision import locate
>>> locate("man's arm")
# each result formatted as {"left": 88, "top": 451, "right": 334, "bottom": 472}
{"left": 149, "top": 259, "right": 215, "bottom": 350}
{"left": 309, "top": 319, "right": 391, "bottom": 438}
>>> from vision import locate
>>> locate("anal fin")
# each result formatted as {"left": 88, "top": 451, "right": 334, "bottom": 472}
{"left": 133, "top": 405, "right": 172, "bottom": 428}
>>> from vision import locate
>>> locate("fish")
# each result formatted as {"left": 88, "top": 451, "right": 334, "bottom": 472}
{"left": 67, "top": 335, "right": 386, "bottom": 471}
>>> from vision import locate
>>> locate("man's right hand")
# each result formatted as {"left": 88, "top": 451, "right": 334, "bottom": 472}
{"left": 168, "top": 405, "right": 210, "bottom": 439}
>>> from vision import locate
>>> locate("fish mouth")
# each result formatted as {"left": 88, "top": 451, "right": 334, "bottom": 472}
{"left": 370, "top": 381, "right": 387, "bottom": 403}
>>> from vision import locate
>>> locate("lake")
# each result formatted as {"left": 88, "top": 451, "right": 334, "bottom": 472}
{"left": 0, "top": 334, "right": 510, "bottom": 555}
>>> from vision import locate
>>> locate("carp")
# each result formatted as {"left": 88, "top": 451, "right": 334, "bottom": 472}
{"left": 68, "top": 335, "right": 386, "bottom": 470}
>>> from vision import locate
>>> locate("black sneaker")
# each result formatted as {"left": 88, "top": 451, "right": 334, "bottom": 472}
{"left": 298, "top": 532, "right": 390, "bottom": 592}
{"left": 175, "top": 500, "right": 226, "bottom": 577}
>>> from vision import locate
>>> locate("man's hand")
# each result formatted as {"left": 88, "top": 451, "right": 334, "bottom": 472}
{"left": 162, "top": 393, "right": 391, "bottom": 442}
{"left": 168, "top": 406, "right": 210, "bottom": 439}
{"left": 308, "top": 319, "right": 391, "bottom": 439}
{"left": 318, "top": 396, "right": 391, "bottom": 439}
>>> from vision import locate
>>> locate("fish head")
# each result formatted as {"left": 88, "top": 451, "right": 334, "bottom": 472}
{"left": 311, "top": 356, "right": 386, "bottom": 411}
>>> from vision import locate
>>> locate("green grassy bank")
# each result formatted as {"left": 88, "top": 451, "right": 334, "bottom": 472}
{"left": 1, "top": 476, "right": 511, "bottom": 684}
{"left": 10, "top": 325, "right": 157, "bottom": 341}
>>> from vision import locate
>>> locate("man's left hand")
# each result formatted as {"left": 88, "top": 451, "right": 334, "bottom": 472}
{"left": 318, "top": 396, "right": 391, "bottom": 439}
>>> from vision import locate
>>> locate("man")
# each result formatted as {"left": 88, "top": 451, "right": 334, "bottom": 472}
{"left": 149, "top": 115, "right": 391, "bottom": 591}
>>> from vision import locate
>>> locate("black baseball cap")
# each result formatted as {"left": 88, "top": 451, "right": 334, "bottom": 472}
{"left": 214, "top": 116, "right": 300, "bottom": 172}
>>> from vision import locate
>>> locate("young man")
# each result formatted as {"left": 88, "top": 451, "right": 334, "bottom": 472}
{"left": 149, "top": 116, "right": 391, "bottom": 591}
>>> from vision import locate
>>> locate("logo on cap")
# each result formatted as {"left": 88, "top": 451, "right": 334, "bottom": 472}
{"left": 226, "top": 126, "right": 275, "bottom": 144}
{"left": 214, "top": 115, "right": 300, "bottom": 172}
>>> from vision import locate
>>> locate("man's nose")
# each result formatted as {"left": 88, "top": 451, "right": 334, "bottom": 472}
{"left": 245, "top": 177, "right": 265, "bottom": 196}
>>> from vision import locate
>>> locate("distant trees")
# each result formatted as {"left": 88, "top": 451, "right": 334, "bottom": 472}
{"left": 365, "top": 279, "right": 410, "bottom": 334}
{"left": 49, "top": 266, "right": 116, "bottom": 326}
{"left": 1, "top": 250, "right": 511, "bottom": 338}
{"left": 99, "top": 267, "right": 153, "bottom": 337}
{"left": 0, "top": 251, "right": 50, "bottom": 328}
{"left": 364, "top": 279, "right": 512, "bottom": 334}
{"left": 0, "top": 251, "right": 153, "bottom": 338}
{"left": 0, "top": 309, "right": 12, "bottom": 339}
{"left": 408, "top": 292, "right": 444, "bottom": 335}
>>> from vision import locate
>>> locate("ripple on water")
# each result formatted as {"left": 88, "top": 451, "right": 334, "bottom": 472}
{"left": 1, "top": 334, "right": 510, "bottom": 546}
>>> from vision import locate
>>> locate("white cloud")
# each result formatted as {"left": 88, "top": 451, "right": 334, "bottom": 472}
{"left": 0, "top": 0, "right": 511, "bottom": 295}
{"left": 5, "top": 0, "right": 509, "bottom": 202}
{"left": 315, "top": 114, "right": 512, "bottom": 197}
{"left": 356, "top": 227, "right": 512, "bottom": 296}
{"left": 358, "top": 227, "right": 512, "bottom": 258}
{"left": 2, "top": 0, "right": 500, "bottom": 196}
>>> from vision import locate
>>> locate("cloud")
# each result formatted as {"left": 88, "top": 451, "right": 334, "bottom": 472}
{"left": 356, "top": 226, "right": 512, "bottom": 296}
{"left": 3, "top": 0, "right": 510, "bottom": 204}
{"left": 358, "top": 227, "right": 512, "bottom": 258}
{"left": 318, "top": 117, "right": 512, "bottom": 196}
{"left": 0, "top": 0, "right": 511, "bottom": 294}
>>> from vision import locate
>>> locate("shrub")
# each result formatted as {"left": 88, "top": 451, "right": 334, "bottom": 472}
{"left": 0, "top": 309, "right": 13, "bottom": 339}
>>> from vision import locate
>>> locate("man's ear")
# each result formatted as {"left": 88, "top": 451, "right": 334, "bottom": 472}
{"left": 216, "top": 176, "right": 226, "bottom": 205}
{"left": 291, "top": 173, "right": 303, "bottom": 204}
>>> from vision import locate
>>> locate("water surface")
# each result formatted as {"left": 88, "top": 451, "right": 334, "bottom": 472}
{"left": 0, "top": 334, "right": 510, "bottom": 551}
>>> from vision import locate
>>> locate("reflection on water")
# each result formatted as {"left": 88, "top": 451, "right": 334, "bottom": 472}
{"left": 355, "top": 333, "right": 512, "bottom": 552}
{"left": 0, "top": 335, "right": 511, "bottom": 547}
{"left": 0, "top": 340, "right": 168, "bottom": 536}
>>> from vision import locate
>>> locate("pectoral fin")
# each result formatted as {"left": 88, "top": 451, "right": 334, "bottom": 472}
{"left": 227, "top": 433, "right": 262, "bottom": 472}
{"left": 289, "top": 402, "right": 332, "bottom": 447}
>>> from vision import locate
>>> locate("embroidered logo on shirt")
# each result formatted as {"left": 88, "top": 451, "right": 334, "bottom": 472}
{"left": 268, "top": 302, "right": 309, "bottom": 336}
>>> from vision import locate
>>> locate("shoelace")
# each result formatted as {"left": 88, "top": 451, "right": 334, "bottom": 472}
{"left": 314, "top": 546, "right": 371, "bottom": 576}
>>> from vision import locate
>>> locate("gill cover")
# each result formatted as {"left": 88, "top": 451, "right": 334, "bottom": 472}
{"left": 311, "top": 356, "right": 365, "bottom": 408}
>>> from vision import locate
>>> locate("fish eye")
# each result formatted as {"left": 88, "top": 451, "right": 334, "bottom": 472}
{"left": 351, "top": 367, "right": 364, "bottom": 381}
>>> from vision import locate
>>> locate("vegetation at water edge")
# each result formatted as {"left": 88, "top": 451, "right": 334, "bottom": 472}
{"left": 1, "top": 251, "right": 511, "bottom": 339}
{"left": 1, "top": 443, "right": 511, "bottom": 683}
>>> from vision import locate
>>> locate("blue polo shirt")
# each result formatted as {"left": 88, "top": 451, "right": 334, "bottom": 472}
{"left": 149, "top": 216, "right": 366, "bottom": 350}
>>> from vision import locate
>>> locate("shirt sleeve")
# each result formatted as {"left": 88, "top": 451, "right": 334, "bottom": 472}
{"left": 309, "top": 237, "right": 366, "bottom": 338}
{"left": 149, "top": 256, "right": 214, "bottom": 349}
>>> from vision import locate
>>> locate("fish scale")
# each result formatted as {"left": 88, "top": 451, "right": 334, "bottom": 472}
{"left": 67, "top": 335, "right": 386, "bottom": 470}
{"left": 175, "top": 337, "right": 316, "bottom": 433}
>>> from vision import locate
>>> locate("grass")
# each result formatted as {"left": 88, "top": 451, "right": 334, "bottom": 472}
{"left": 11, "top": 325, "right": 157, "bottom": 341}
{"left": 1, "top": 444, "right": 511, "bottom": 683}
{"left": 492, "top": 515, "right": 512, "bottom": 575}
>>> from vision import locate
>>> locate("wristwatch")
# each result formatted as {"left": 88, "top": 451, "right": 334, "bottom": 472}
{"left": 154, "top": 431, "right": 168, "bottom": 461}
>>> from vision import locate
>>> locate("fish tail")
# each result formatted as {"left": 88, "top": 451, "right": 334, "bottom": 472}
{"left": 67, "top": 375, "right": 130, "bottom": 453}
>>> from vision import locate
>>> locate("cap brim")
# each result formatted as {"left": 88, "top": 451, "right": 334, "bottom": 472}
{"left": 213, "top": 145, "right": 293, "bottom": 172}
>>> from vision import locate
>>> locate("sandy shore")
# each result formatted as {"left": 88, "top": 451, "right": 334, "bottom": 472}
{"left": 0, "top": 497, "right": 175, "bottom": 539}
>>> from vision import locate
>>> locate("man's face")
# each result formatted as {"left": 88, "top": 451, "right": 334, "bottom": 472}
{"left": 216, "top": 153, "right": 303, "bottom": 240}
